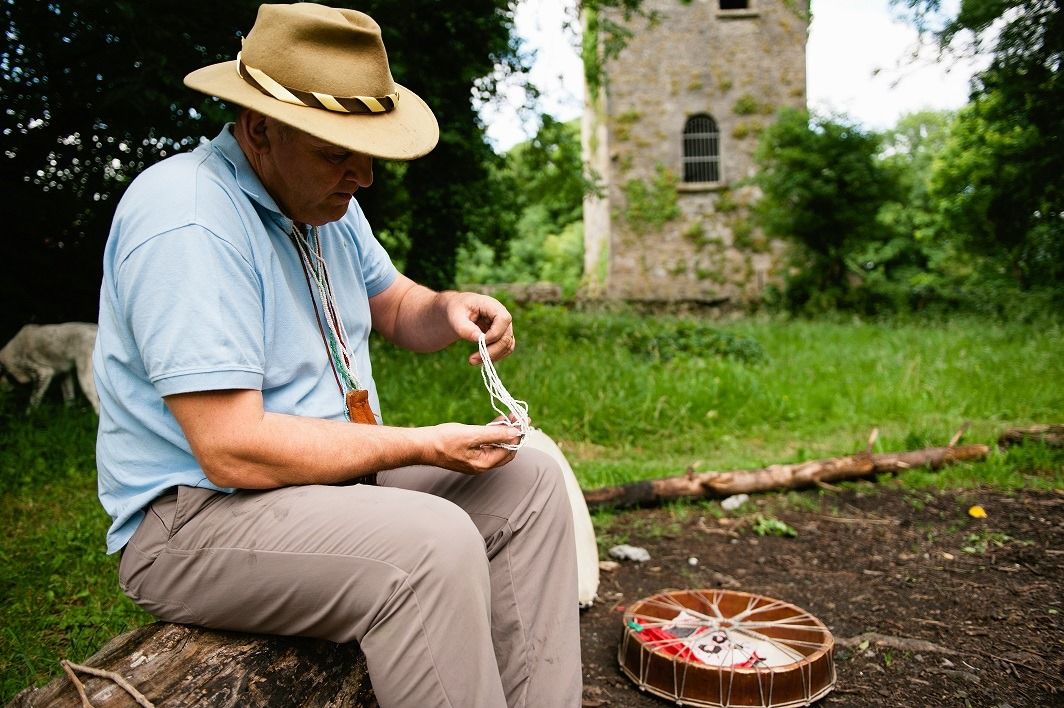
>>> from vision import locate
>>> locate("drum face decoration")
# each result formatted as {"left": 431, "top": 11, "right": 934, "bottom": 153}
{"left": 619, "top": 589, "right": 835, "bottom": 708}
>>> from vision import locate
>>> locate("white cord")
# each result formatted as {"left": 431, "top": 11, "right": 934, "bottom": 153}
{"left": 478, "top": 333, "right": 530, "bottom": 450}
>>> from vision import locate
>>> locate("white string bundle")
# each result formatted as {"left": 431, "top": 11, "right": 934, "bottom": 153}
{"left": 478, "top": 333, "right": 530, "bottom": 450}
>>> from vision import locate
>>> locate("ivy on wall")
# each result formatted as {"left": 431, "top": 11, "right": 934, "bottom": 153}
{"left": 622, "top": 164, "right": 681, "bottom": 234}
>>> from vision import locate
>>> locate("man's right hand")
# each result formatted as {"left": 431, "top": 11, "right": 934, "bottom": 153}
{"left": 416, "top": 423, "right": 521, "bottom": 474}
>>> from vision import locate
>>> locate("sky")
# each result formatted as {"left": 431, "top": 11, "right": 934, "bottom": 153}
{"left": 480, "top": 0, "right": 989, "bottom": 151}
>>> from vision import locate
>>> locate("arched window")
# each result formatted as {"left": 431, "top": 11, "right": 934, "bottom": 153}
{"left": 682, "top": 114, "right": 720, "bottom": 183}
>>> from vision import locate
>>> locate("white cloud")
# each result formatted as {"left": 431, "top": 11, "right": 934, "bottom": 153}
{"left": 807, "top": 0, "right": 987, "bottom": 127}
{"left": 481, "top": 0, "right": 584, "bottom": 151}
{"left": 481, "top": 0, "right": 988, "bottom": 151}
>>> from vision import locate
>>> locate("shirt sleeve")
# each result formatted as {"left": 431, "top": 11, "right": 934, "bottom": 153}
{"left": 116, "top": 225, "right": 266, "bottom": 396}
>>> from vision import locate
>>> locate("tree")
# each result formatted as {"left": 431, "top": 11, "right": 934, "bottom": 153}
{"left": 456, "top": 116, "right": 589, "bottom": 293}
{"left": 1, "top": 1, "right": 523, "bottom": 338}
{"left": 753, "top": 109, "right": 895, "bottom": 311}
{"left": 866, "top": 110, "right": 969, "bottom": 309}
{"left": 894, "top": 0, "right": 1064, "bottom": 290}
{"left": 926, "top": 93, "right": 1063, "bottom": 286}
{"left": 352, "top": 0, "right": 523, "bottom": 290}
{"left": 1, "top": 0, "right": 259, "bottom": 338}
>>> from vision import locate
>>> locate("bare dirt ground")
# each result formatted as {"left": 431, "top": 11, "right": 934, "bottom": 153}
{"left": 579, "top": 486, "right": 1064, "bottom": 708}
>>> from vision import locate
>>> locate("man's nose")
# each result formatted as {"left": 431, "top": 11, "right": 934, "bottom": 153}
{"left": 345, "top": 154, "right": 373, "bottom": 188}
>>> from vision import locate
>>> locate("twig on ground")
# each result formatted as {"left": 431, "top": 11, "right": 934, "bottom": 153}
{"left": 985, "top": 652, "right": 1061, "bottom": 682}
{"left": 60, "top": 660, "right": 156, "bottom": 708}
{"left": 837, "top": 632, "right": 959, "bottom": 655}
{"left": 812, "top": 514, "right": 899, "bottom": 526}
{"left": 948, "top": 421, "right": 971, "bottom": 449}
{"left": 866, "top": 427, "right": 879, "bottom": 455}
{"left": 59, "top": 662, "right": 92, "bottom": 708}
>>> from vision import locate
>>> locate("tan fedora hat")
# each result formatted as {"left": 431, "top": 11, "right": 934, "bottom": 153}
{"left": 184, "top": 3, "right": 438, "bottom": 160}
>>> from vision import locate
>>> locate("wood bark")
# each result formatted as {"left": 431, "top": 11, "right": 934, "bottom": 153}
{"left": 8, "top": 623, "right": 376, "bottom": 708}
{"left": 583, "top": 444, "right": 990, "bottom": 510}
{"left": 998, "top": 424, "right": 1064, "bottom": 448}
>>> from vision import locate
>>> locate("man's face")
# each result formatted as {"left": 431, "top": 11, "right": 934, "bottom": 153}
{"left": 258, "top": 121, "right": 374, "bottom": 227}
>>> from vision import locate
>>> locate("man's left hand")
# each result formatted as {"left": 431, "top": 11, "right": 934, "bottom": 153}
{"left": 445, "top": 292, "right": 514, "bottom": 365}
{"left": 369, "top": 275, "right": 516, "bottom": 363}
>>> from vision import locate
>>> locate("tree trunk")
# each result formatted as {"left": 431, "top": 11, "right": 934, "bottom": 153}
{"left": 583, "top": 444, "right": 990, "bottom": 510}
{"left": 8, "top": 623, "right": 376, "bottom": 708}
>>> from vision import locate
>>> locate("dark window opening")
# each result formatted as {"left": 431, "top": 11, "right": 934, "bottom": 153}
{"left": 719, "top": 0, "right": 750, "bottom": 10}
{"left": 683, "top": 115, "right": 720, "bottom": 183}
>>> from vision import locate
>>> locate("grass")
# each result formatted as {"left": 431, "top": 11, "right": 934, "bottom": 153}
{"left": 2, "top": 307, "right": 1062, "bottom": 700}
{"left": 377, "top": 307, "right": 1063, "bottom": 489}
{"left": 0, "top": 404, "right": 151, "bottom": 701}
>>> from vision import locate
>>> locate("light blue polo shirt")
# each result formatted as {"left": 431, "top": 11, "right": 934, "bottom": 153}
{"left": 94, "top": 125, "right": 398, "bottom": 554}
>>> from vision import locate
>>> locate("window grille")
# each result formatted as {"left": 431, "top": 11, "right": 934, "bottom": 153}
{"left": 682, "top": 115, "right": 720, "bottom": 183}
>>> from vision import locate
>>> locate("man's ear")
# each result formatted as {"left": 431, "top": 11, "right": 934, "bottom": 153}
{"left": 236, "top": 109, "right": 272, "bottom": 155}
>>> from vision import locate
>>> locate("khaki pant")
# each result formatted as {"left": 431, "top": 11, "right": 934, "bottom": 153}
{"left": 119, "top": 448, "right": 581, "bottom": 708}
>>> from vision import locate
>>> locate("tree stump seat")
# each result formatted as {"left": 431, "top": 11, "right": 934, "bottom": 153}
{"left": 9, "top": 622, "right": 377, "bottom": 707}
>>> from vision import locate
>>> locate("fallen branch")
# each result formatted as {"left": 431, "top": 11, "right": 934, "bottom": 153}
{"left": 9, "top": 623, "right": 375, "bottom": 708}
{"left": 998, "top": 424, "right": 1064, "bottom": 448}
{"left": 583, "top": 444, "right": 989, "bottom": 509}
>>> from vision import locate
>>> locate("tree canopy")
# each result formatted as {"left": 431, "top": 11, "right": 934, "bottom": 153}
{"left": 1, "top": 0, "right": 257, "bottom": 336}
{"left": 1, "top": 0, "right": 522, "bottom": 338}
{"left": 894, "top": 0, "right": 1063, "bottom": 288}
{"left": 457, "top": 116, "right": 588, "bottom": 293}
{"left": 754, "top": 2, "right": 1063, "bottom": 314}
{"left": 753, "top": 109, "right": 894, "bottom": 311}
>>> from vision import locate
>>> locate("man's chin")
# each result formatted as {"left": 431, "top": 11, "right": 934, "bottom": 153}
{"left": 306, "top": 201, "right": 352, "bottom": 227}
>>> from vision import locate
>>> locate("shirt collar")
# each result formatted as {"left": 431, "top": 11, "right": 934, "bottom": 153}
{"left": 210, "top": 124, "right": 291, "bottom": 229}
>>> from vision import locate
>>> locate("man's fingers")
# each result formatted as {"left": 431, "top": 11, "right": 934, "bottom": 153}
{"left": 480, "top": 422, "right": 522, "bottom": 445}
{"left": 481, "top": 308, "right": 512, "bottom": 342}
{"left": 469, "top": 331, "right": 516, "bottom": 365}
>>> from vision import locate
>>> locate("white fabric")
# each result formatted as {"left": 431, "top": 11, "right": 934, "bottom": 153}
{"left": 524, "top": 428, "right": 600, "bottom": 608}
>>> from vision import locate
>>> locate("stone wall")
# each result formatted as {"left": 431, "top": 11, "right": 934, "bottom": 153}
{"left": 583, "top": 0, "right": 808, "bottom": 304}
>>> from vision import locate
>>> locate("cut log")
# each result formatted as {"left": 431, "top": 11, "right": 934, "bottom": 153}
{"left": 583, "top": 444, "right": 990, "bottom": 509}
{"left": 998, "top": 424, "right": 1064, "bottom": 448}
{"left": 8, "top": 622, "right": 376, "bottom": 708}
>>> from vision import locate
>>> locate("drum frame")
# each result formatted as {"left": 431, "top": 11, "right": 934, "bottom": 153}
{"left": 619, "top": 589, "right": 836, "bottom": 708}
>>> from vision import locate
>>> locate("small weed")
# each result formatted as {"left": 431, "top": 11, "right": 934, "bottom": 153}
{"left": 961, "top": 530, "right": 1031, "bottom": 554}
{"left": 732, "top": 94, "right": 773, "bottom": 117}
{"left": 699, "top": 500, "right": 726, "bottom": 518}
{"left": 752, "top": 515, "right": 798, "bottom": 538}
{"left": 904, "top": 492, "right": 934, "bottom": 512}
{"left": 666, "top": 501, "right": 694, "bottom": 523}
{"left": 683, "top": 221, "right": 707, "bottom": 246}
{"left": 777, "top": 491, "right": 820, "bottom": 513}
{"left": 635, "top": 516, "right": 683, "bottom": 540}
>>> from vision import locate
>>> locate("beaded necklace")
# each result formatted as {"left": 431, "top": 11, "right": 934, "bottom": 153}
{"left": 288, "top": 224, "right": 376, "bottom": 424}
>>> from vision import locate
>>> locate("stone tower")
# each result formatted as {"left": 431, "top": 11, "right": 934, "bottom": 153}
{"left": 582, "top": 0, "right": 809, "bottom": 304}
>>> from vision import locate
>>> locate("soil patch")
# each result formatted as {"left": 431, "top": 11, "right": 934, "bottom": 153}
{"left": 579, "top": 487, "right": 1063, "bottom": 707}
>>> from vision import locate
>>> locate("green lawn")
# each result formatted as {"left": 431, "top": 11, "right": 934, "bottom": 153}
{"left": 376, "top": 308, "right": 1063, "bottom": 488}
{"left": 2, "top": 308, "right": 1061, "bottom": 700}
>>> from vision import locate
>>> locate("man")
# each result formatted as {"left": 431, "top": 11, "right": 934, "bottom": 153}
{"left": 93, "top": 4, "right": 581, "bottom": 707}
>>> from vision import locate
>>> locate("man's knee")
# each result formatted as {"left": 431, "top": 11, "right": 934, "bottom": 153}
{"left": 402, "top": 494, "right": 489, "bottom": 585}
{"left": 522, "top": 448, "right": 573, "bottom": 521}
{"left": 493, "top": 448, "right": 575, "bottom": 548}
